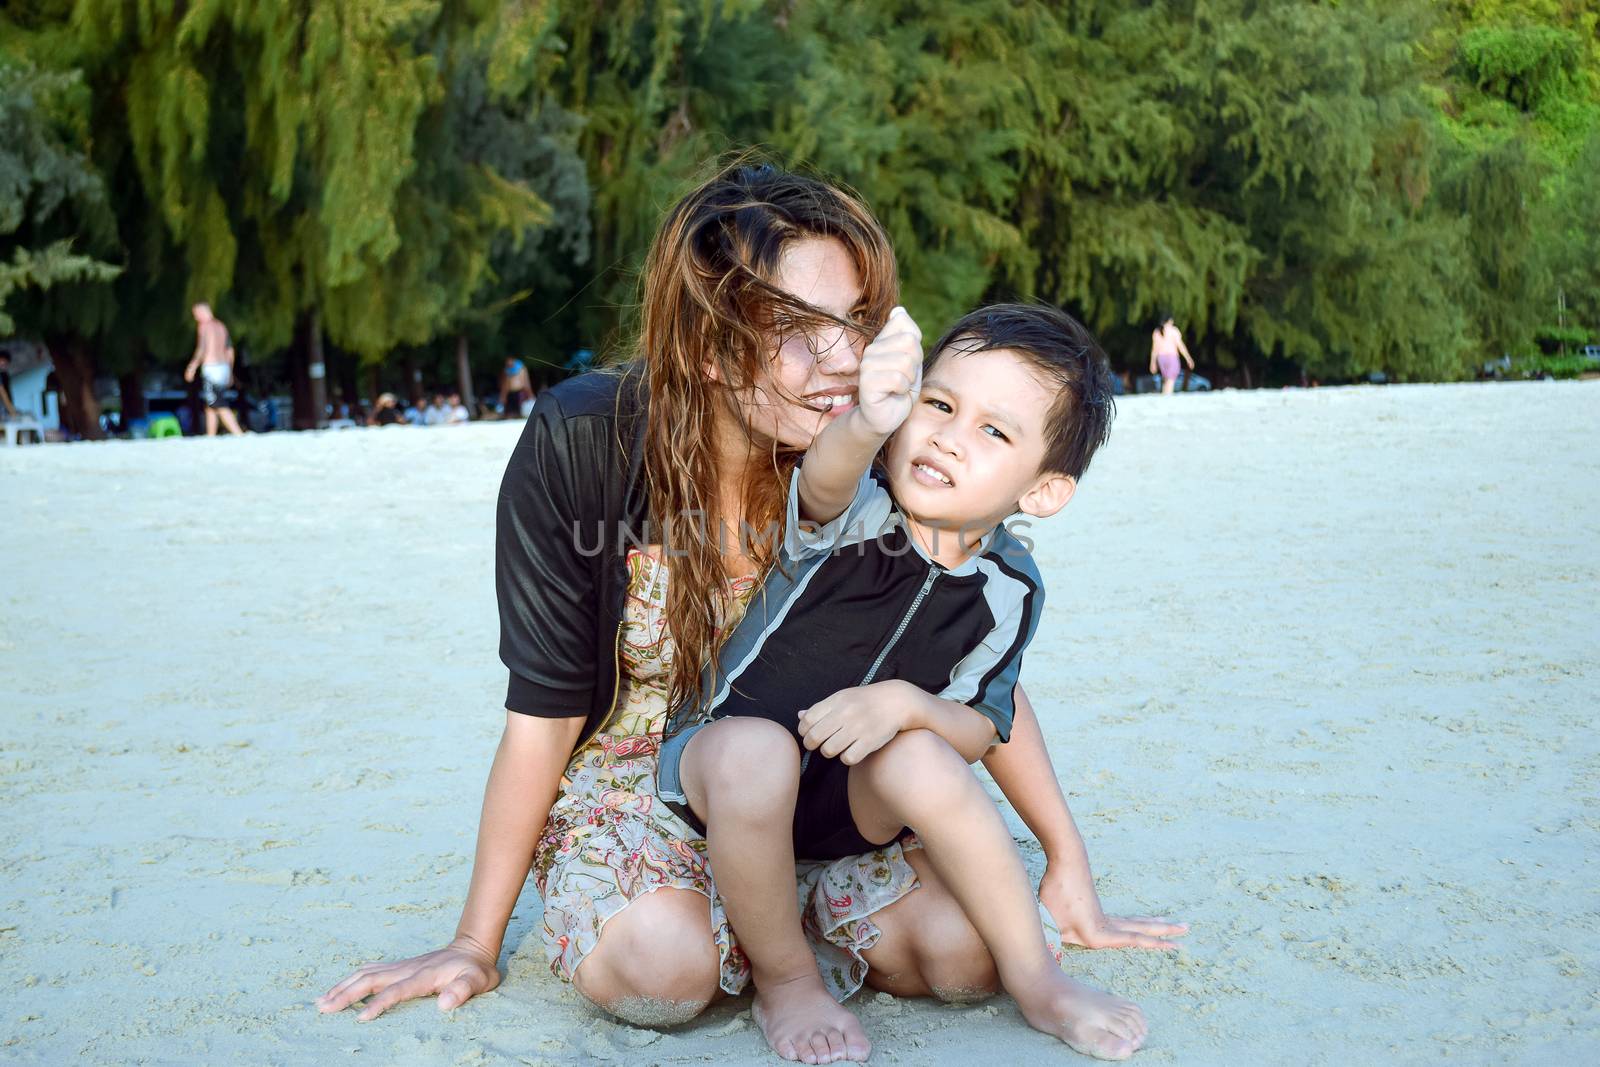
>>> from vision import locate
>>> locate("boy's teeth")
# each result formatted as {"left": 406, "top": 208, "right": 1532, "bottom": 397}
{"left": 916, "top": 463, "right": 951, "bottom": 485}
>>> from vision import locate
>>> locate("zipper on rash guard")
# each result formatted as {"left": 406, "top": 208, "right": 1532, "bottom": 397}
{"left": 797, "top": 561, "right": 939, "bottom": 774}
{"left": 859, "top": 564, "right": 940, "bottom": 685}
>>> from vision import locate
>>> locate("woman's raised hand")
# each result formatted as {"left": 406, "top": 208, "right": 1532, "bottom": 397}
{"left": 316, "top": 935, "right": 501, "bottom": 1021}
{"left": 855, "top": 306, "right": 924, "bottom": 436}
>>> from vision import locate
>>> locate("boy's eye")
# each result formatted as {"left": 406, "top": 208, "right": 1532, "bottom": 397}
{"left": 982, "top": 425, "right": 1009, "bottom": 442}
{"left": 924, "top": 398, "right": 951, "bottom": 413}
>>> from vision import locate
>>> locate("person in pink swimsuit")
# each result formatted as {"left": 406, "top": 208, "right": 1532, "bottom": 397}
{"left": 1148, "top": 316, "right": 1194, "bottom": 395}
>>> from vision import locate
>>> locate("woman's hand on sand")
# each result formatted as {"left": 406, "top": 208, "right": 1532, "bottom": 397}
{"left": 1041, "top": 869, "right": 1188, "bottom": 951}
{"left": 315, "top": 935, "right": 501, "bottom": 1021}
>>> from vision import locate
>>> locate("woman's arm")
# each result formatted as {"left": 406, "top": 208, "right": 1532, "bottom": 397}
{"left": 983, "top": 684, "right": 1188, "bottom": 950}
{"left": 981, "top": 684, "right": 1084, "bottom": 866}
{"left": 455, "top": 712, "right": 585, "bottom": 953}
{"left": 1177, "top": 332, "right": 1194, "bottom": 368}
{"left": 318, "top": 711, "right": 583, "bottom": 1019}
{"left": 1148, "top": 333, "right": 1158, "bottom": 374}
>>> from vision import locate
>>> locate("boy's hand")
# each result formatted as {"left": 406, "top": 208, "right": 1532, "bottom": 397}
{"left": 1040, "top": 867, "right": 1189, "bottom": 951}
{"left": 798, "top": 680, "right": 914, "bottom": 765}
{"left": 853, "top": 306, "right": 923, "bottom": 436}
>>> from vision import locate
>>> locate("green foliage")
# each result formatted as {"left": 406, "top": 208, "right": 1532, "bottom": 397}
{"left": 0, "top": 57, "right": 120, "bottom": 333}
{"left": 1516, "top": 352, "right": 1598, "bottom": 379}
{"left": 1457, "top": 24, "right": 1583, "bottom": 111}
{"left": 2, "top": 0, "right": 1596, "bottom": 392}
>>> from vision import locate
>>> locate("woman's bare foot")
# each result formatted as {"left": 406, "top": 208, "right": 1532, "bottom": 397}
{"left": 1011, "top": 965, "right": 1148, "bottom": 1061}
{"left": 751, "top": 973, "right": 872, "bottom": 1064}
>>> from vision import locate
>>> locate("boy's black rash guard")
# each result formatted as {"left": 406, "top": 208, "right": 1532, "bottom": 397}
{"left": 495, "top": 366, "right": 650, "bottom": 749}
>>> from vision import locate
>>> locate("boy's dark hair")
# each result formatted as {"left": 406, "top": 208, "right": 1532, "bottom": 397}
{"left": 927, "top": 303, "right": 1115, "bottom": 480}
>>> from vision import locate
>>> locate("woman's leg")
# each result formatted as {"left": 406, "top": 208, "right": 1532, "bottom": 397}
{"left": 571, "top": 886, "right": 722, "bottom": 1027}
{"left": 847, "top": 729, "right": 1148, "bottom": 1061}
{"left": 858, "top": 848, "right": 999, "bottom": 1002}
{"left": 680, "top": 716, "right": 871, "bottom": 1064}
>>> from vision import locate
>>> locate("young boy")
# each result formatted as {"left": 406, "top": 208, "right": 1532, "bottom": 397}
{"left": 659, "top": 303, "right": 1153, "bottom": 1063}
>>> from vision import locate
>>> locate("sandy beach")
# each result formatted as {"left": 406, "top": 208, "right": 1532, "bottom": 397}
{"left": 3, "top": 380, "right": 1596, "bottom": 1065}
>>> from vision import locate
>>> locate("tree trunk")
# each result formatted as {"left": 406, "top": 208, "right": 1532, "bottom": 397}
{"left": 186, "top": 373, "right": 204, "bottom": 433}
{"left": 288, "top": 310, "right": 328, "bottom": 430}
{"left": 288, "top": 314, "right": 313, "bottom": 429}
{"left": 45, "top": 334, "right": 104, "bottom": 441}
{"left": 338, "top": 356, "right": 360, "bottom": 419}
{"left": 118, "top": 367, "right": 148, "bottom": 422}
{"left": 1241, "top": 360, "right": 1253, "bottom": 390}
{"left": 307, "top": 311, "right": 327, "bottom": 429}
{"left": 402, "top": 351, "right": 422, "bottom": 405}
{"left": 455, "top": 334, "right": 475, "bottom": 411}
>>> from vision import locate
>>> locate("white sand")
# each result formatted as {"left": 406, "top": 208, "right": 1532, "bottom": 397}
{"left": 2, "top": 381, "right": 1596, "bottom": 1065}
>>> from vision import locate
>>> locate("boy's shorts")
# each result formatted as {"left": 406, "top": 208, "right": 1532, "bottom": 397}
{"left": 657, "top": 720, "right": 909, "bottom": 862}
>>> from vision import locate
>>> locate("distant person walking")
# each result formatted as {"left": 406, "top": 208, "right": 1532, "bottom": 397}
{"left": 498, "top": 357, "right": 535, "bottom": 417}
{"left": 1149, "top": 315, "right": 1194, "bottom": 395}
{"left": 183, "top": 303, "right": 246, "bottom": 435}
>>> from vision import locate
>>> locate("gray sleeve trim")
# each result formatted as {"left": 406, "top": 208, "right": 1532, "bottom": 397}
{"left": 937, "top": 548, "right": 1044, "bottom": 743}
{"left": 782, "top": 467, "right": 893, "bottom": 560}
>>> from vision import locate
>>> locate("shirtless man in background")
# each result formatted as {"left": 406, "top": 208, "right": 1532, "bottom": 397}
{"left": 497, "top": 356, "right": 535, "bottom": 418}
{"left": 183, "top": 302, "right": 246, "bottom": 436}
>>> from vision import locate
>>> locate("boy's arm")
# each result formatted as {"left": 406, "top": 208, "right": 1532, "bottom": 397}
{"left": 797, "top": 406, "right": 897, "bottom": 525}
{"left": 986, "top": 685, "right": 1188, "bottom": 951}
{"left": 798, "top": 679, "right": 996, "bottom": 765}
{"left": 797, "top": 306, "right": 922, "bottom": 525}
{"left": 798, "top": 567, "right": 1032, "bottom": 764}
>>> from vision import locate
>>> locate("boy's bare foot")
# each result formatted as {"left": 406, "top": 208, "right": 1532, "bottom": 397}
{"left": 1011, "top": 966, "right": 1148, "bottom": 1061}
{"left": 752, "top": 973, "right": 871, "bottom": 1064}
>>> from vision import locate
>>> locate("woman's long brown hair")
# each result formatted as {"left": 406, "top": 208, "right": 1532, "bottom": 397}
{"left": 632, "top": 154, "right": 898, "bottom": 718}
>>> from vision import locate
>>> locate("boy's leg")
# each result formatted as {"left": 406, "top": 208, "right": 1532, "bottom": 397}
{"left": 847, "top": 729, "right": 1148, "bottom": 1062}
{"left": 679, "top": 717, "right": 870, "bottom": 1065}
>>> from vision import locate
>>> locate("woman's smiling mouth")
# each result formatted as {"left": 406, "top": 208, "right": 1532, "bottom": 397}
{"left": 805, "top": 390, "right": 856, "bottom": 415}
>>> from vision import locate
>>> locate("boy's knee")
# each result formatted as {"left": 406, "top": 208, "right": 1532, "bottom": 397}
{"left": 685, "top": 717, "right": 800, "bottom": 800}
{"left": 854, "top": 730, "right": 977, "bottom": 824}
{"left": 861, "top": 729, "right": 968, "bottom": 791}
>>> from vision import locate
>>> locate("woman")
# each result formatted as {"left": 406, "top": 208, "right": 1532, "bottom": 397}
{"left": 317, "top": 160, "right": 1182, "bottom": 1059}
{"left": 1149, "top": 315, "right": 1194, "bottom": 395}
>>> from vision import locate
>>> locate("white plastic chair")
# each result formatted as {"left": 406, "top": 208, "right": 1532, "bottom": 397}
{"left": 2, "top": 416, "right": 44, "bottom": 445}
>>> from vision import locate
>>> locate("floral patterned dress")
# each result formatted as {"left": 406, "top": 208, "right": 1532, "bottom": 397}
{"left": 532, "top": 547, "right": 1065, "bottom": 999}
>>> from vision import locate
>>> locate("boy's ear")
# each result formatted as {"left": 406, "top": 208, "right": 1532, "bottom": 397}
{"left": 1017, "top": 473, "right": 1076, "bottom": 519}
